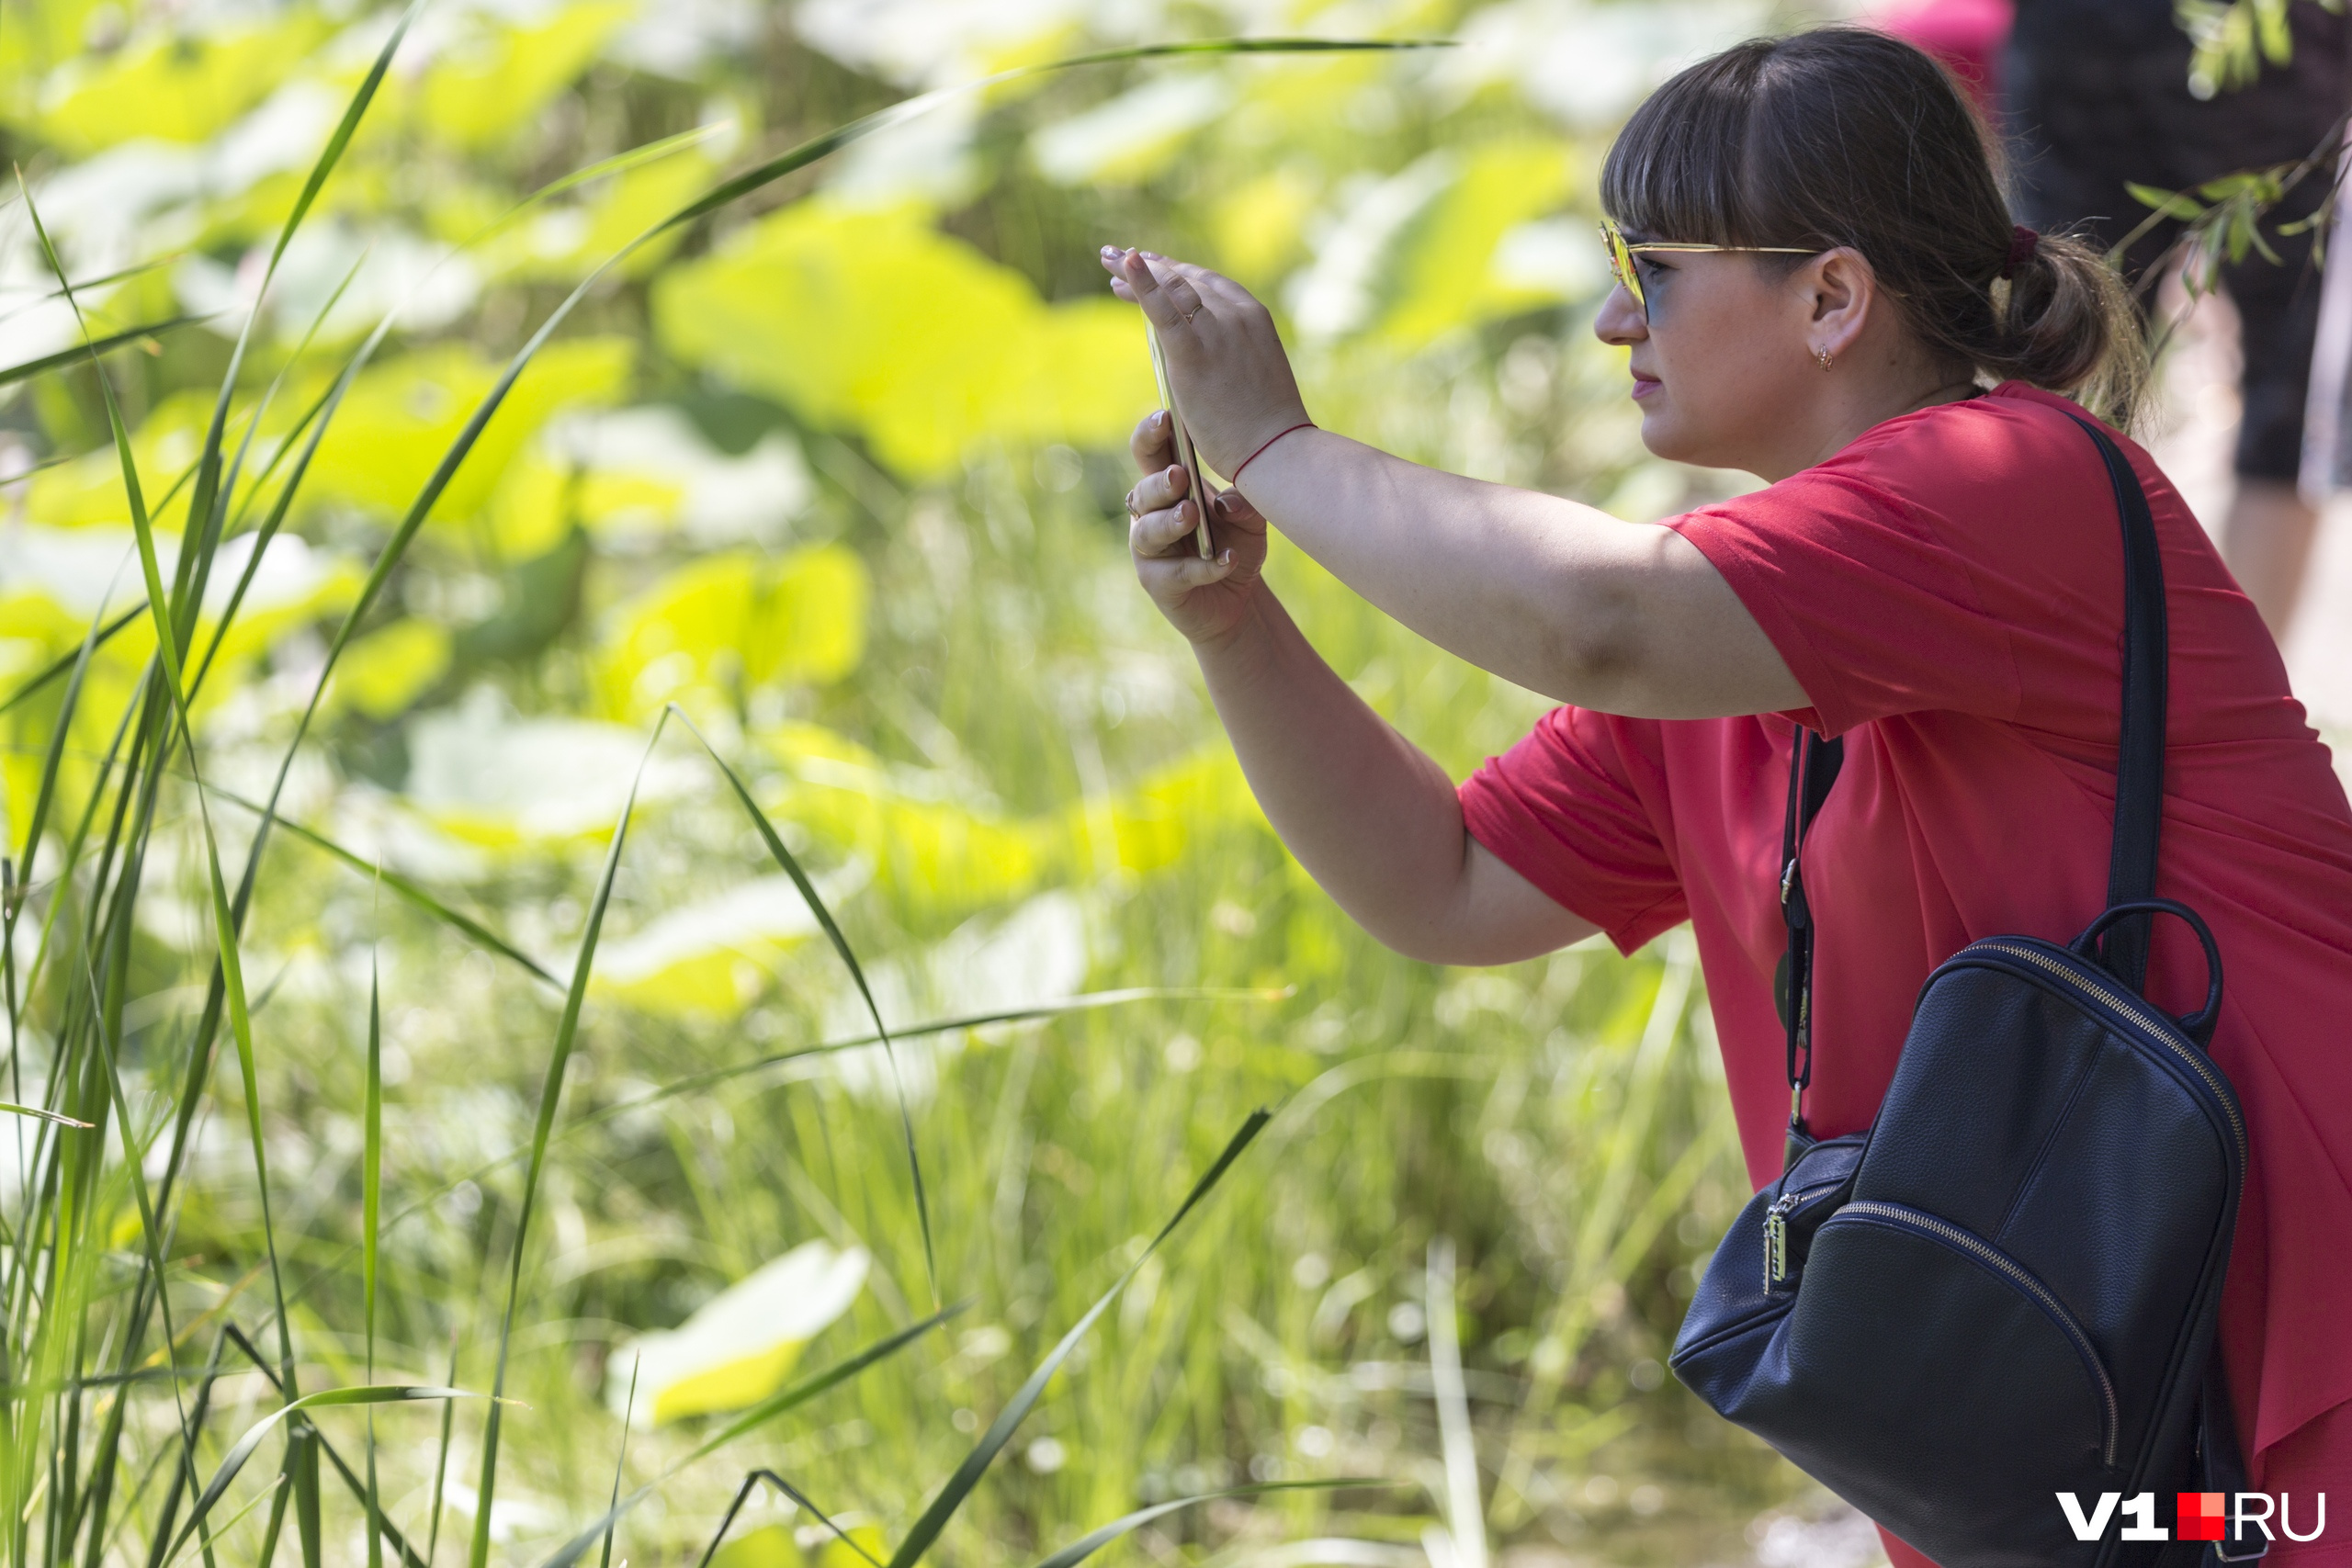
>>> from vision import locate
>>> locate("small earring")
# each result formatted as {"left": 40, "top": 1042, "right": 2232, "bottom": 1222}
{"left": 1815, "top": 347, "right": 1833, "bottom": 372}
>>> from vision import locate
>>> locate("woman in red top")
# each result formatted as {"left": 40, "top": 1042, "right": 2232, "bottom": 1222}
{"left": 1101, "top": 26, "right": 2352, "bottom": 1566}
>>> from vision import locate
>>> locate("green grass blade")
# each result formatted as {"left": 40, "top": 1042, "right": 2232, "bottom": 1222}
{"left": 580, "top": 987, "right": 1288, "bottom": 1129}
{"left": 469, "top": 121, "right": 733, "bottom": 247}
{"left": 0, "top": 1103, "right": 92, "bottom": 1128}
{"left": 669, "top": 707, "right": 935, "bottom": 1304}
{"left": 164, "top": 1387, "right": 481, "bottom": 1562}
{"left": 200, "top": 784, "right": 560, "bottom": 987}
{"left": 181, "top": 251, "right": 370, "bottom": 704}
{"left": 686, "top": 1303, "right": 961, "bottom": 1464}
{"left": 20, "top": 167, "right": 311, "bottom": 1480}
{"left": 169, "top": 0, "right": 422, "bottom": 638}
{"left": 594, "top": 1359, "right": 637, "bottom": 1568}
{"left": 277, "top": 991, "right": 1268, "bottom": 1316}
{"left": 364, "top": 956, "right": 384, "bottom": 1568}
{"left": 0, "top": 254, "right": 183, "bottom": 326}
{"left": 160, "top": 1476, "right": 284, "bottom": 1568}
{"left": 0, "top": 316, "right": 201, "bottom": 389}
{"left": 884, "top": 1110, "right": 1272, "bottom": 1568}
{"left": 695, "top": 1472, "right": 880, "bottom": 1568}
{"left": 655, "top": 39, "right": 1445, "bottom": 234}
{"left": 247, "top": 36, "right": 1452, "bottom": 895}
{"left": 532, "top": 1306, "right": 957, "bottom": 1568}
{"left": 470, "top": 711, "right": 673, "bottom": 1568}
{"left": 0, "top": 605, "right": 144, "bottom": 720}
{"left": 1026, "top": 1480, "right": 1371, "bottom": 1568}
{"left": 426, "top": 1337, "right": 458, "bottom": 1568}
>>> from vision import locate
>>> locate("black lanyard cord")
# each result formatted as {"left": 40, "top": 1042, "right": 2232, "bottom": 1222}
{"left": 1777, "top": 727, "right": 1843, "bottom": 1170}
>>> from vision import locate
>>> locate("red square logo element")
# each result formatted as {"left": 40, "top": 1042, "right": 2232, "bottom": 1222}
{"left": 2178, "top": 1492, "right": 2226, "bottom": 1541}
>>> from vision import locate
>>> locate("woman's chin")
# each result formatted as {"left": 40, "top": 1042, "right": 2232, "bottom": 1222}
{"left": 1634, "top": 409, "right": 1695, "bottom": 464}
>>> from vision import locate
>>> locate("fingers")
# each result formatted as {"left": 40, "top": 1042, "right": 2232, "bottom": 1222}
{"left": 1128, "top": 410, "right": 1174, "bottom": 475}
{"left": 1135, "top": 546, "right": 1238, "bottom": 599}
{"left": 1124, "top": 460, "right": 1190, "bottom": 522}
{"left": 1128, "top": 496, "right": 1203, "bottom": 558}
{"left": 1106, "top": 247, "right": 1184, "bottom": 329}
{"left": 1100, "top": 247, "right": 1220, "bottom": 329}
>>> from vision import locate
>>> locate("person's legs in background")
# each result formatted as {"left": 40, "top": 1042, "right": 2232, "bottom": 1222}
{"left": 2004, "top": 0, "right": 2346, "bottom": 643}
{"left": 2221, "top": 479, "right": 2323, "bottom": 637}
{"left": 2221, "top": 230, "right": 2329, "bottom": 637}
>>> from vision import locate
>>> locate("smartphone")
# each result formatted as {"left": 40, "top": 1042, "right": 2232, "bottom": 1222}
{"left": 1145, "top": 322, "right": 1215, "bottom": 559}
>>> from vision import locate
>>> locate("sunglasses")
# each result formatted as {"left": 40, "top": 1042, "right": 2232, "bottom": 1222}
{"left": 1600, "top": 218, "right": 1817, "bottom": 315}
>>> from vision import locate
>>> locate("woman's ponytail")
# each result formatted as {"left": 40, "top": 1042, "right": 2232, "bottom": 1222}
{"left": 1975, "top": 229, "right": 2149, "bottom": 426}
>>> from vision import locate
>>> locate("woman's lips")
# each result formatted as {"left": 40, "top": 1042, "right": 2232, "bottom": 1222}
{"left": 1631, "top": 372, "right": 1661, "bottom": 400}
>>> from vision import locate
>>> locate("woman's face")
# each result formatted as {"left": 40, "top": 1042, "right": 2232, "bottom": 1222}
{"left": 1592, "top": 242, "right": 1848, "bottom": 478}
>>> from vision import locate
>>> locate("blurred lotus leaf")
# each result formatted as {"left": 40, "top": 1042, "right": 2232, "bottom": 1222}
{"left": 605, "top": 1240, "right": 869, "bottom": 1425}
{"left": 709, "top": 1527, "right": 798, "bottom": 1568}
{"left": 300, "top": 337, "right": 632, "bottom": 524}
{"left": 652, "top": 202, "right": 1155, "bottom": 476}
{"left": 708, "top": 1520, "right": 888, "bottom": 1568}
{"left": 595, "top": 544, "right": 866, "bottom": 718}
{"left": 27, "top": 389, "right": 249, "bottom": 531}
{"left": 491, "top": 406, "right": 810, "bottom": 557}
{"left": 763, "top": 723, "right": 1050, "bottom": 916}
{"left": 757, "top": 723, "right": 1268, "bottom": 923}
{"left": 590, "top": 863, "right": 867, "bottom": 1015}
{"left": 329, "top": 617, "right": 452, "bottom": 721}
{"left": 495, "top": 146, "right": 721, "bottom": 282}
{"left": 1213, "top": 168, "right": 1321, "bottom": 285}
{"left": 1031, "top": 73, "right": 1229, "bottom": 186}
{"left": 1377, "top": 139, "right": 1578, "bottom": 345}
{"left": 1289, "top": 140, "right": 1578, "bottom": 345}
{"left": 402, "top": 690, "right": 698, "bottom": 843}
{"left": 416, "top": 1, "right": 636, "bottom": 152}
{"left": 0, "top": 522, "right": 357, "bottom": 692}
{"left": 24, "top": 10, "right": 331, "bottom": 153}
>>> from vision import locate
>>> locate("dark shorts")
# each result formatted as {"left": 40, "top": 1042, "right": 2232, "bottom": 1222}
{"left": 2004, "top": 2, "right": 2349, "bottom": 479}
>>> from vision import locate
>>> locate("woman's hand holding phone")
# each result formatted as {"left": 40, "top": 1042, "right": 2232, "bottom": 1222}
{"left": 1124, "top": 410, "right": 1268, "bottom": 647}
{"left": 1101, "top": 247, "right": 1311, "bottom": 482}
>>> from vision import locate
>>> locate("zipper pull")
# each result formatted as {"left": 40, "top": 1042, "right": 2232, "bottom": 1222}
{"left": 1762, "top": 1192, "right": 1798, "bottom": 1290}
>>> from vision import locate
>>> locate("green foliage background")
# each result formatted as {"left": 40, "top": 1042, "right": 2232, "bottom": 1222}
{"left": 0, "top": 1, "right": 1840, "bottom": 1564}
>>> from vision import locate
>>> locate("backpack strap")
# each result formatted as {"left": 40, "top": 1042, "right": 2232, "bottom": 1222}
{"left": 2065, "top": 416, "right": 2168, "bottom": 994}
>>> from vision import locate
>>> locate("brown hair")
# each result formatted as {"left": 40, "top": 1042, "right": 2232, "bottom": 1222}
{"left": 1600, "top": 28, "right": 2146, "bottom": 423}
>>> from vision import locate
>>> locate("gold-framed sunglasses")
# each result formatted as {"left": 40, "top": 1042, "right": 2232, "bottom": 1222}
{"left": 1600, "top": 218, "right": 1816, "bottom": 315}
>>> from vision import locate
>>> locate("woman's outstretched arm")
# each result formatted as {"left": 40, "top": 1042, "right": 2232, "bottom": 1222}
{"left": 1105, "top": 247, "right": 1807, "bottom": 721}
{"left": 1125, "top": 413, "right": 1595, "bottom": 966}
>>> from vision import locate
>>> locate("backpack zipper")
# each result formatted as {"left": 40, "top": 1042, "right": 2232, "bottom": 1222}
{"left": 1762, "top": 1175, "right": 1849, "bottom": 1290}
{"left": 1836, "top": 1200, "right": 2119, "bottom": 1466}
{"left": 1965, "top": 941, "right": 2245, "bottom": 1169}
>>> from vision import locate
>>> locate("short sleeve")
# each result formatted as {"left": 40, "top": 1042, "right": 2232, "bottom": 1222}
{"left": 1458, "top": 706, "right": 1688, "bottom": 955}
{"left": 1667, "top": 412, "right": 2030, "bottom": 736}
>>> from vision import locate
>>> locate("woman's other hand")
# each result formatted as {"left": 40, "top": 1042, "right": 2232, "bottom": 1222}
{"left": 1101, "top": 247, "right": 1309, "bottom": 478}
{"left": 1126, "top": 410, "right": 1269, "bottom": 646}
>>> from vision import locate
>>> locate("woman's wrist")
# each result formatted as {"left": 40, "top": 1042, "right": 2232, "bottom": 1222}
{"left": 1190, "top": 577, "right": 1280, "bottom": 666}
{"left": 1230, "top": 421, "right": 1323, "bottom": 510}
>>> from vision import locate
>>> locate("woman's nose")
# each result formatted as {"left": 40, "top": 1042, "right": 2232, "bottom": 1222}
{"left": 1593, "top": 285, "right": 1645, "bottom": 346}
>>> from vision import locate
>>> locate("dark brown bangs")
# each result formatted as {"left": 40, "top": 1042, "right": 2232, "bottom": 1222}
{"left": 1599, "top": 39, "right": 1781, "bottom": 247}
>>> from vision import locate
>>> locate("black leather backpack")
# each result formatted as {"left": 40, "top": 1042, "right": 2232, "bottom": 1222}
{"left": 1669, "top": 419, "right": 2258, "bottom": 1568}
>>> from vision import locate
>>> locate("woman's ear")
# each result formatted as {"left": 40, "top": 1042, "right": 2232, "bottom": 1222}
{"left": 1801, "top": 246, "right": 1876, "bottom": 361}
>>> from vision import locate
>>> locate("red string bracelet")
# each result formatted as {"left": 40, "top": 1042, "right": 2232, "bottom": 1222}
{"left": 1230, "top": 421, "right": 1315, "bottom": 483}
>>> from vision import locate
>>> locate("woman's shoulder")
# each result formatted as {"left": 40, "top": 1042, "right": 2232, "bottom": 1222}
{"left": 1814, "top": 382, "right": 2120, "bottom": 493}
{"left": 1766, "top": 381, "right": 2168, "bottom": 570}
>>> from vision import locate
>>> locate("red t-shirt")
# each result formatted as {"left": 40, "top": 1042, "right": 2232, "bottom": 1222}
{"left": 1458, "top": 386, "right": 2352, "bottom": 1516}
